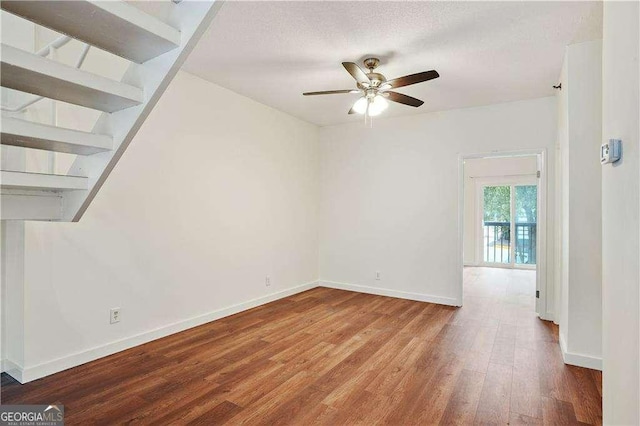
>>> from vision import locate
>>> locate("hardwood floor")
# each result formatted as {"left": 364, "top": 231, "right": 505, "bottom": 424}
{"left": 1, "top": 267, "right": 602, "bottom": 425}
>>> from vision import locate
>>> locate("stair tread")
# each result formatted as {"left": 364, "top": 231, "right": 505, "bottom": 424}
{"left": 1, "top": 170, "right": 88, "bottom": 191}
{"left": 1, "top": 117, "right": 112, "bottom": 155}
{"left": 1, "top": 1, "right": 221, "bottom": 221}
{"left": 1, "top": 193, "right": 63, "bottom": 221}
{"left": 1, "top": 44, "right": 144, "bottom": 113}
{"left": 1, "top": 0, "right": 181, "bottom": 63}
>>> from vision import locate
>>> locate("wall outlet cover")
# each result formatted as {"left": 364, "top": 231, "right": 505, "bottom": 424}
{"left": 110, "top": 308, "right": 121, "bottom": 324}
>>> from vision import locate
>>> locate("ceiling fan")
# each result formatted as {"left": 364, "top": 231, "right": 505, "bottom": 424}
{"left": 303, "top": 57, "right": 439, "bottom": 117}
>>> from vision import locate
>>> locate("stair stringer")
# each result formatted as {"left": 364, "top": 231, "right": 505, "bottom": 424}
{"left": 62, "top": 0, "right": 224, "bottom": 222}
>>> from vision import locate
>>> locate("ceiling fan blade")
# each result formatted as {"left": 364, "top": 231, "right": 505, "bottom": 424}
{"left": 342, "top": 62, "right": 371, "bottom": 84}
{"left": 303, "top": 89, "right": 359, "bottom": 96}
{"left": 386, "top": 91, "right": 424, "bottom": 107}
{"left": 385, "top": 70, "right": 439, "bottom": 89}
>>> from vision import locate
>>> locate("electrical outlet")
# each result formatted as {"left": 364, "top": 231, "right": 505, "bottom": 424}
{"left": 265, "top": 275, "right": 271, "bottom": 287}
{"left": 375, "top": 271, "right": 381, "bottom": 280}
{"left": 110, "top": 308, "right": 121, "bottom": 324}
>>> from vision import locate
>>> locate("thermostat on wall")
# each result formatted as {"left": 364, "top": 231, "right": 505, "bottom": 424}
{"left": 601, "top": 139, "right": 621, "bottom": 164}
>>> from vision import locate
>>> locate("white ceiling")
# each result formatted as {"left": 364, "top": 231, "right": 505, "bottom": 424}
{"left": 182, "top": 1, "right": 602, "bottom": 127}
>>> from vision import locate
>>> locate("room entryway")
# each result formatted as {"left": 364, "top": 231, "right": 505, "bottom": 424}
{"left": 460, "top": 152, "right": 547, "bottom": 318}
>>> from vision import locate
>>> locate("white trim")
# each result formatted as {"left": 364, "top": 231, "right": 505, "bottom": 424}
{"left": 319, "top": 280, "right": 460, "bottom": 307}
{"left": 10, "top": 281, "right": 319, "bottom": 384}
{"left": 2, "top": 359, "right": 24, "bottom": 383}
{"left": 536, "top": 151, "right": 548, "bottom": 318}
{"left": 539, "top": 311, "right": 555, "bottom": 322}
{"left": 559, "top": 333, "right": 602, "bottom": 371}
{"left": 458, "top": 149, "right": 549, "bottom": 318}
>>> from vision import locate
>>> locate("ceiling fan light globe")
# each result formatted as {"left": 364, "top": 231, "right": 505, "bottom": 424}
{"left": 353, "top": 97, "right": 368, "bottom": 114}
{"left": 368, "top": 96, "right": 389, "bottom": 116}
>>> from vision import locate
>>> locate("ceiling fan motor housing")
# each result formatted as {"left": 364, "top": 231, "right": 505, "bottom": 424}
{"left": 365, "top": 72, "right": 387, "bottom": 87}
{"left": 363, "top": 57, "right": 380, "bottom": 70}
{"left": 362, "top": 58, "right": 387, "bottom": 87}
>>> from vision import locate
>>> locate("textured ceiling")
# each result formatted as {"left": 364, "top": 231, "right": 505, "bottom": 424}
{"left": 182, "top": 1, "right": 602, "bottom": 126}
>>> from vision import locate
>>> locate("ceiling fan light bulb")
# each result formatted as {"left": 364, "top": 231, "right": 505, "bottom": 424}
{"left": 353, "top": 97, "right": 368, "bottom": 114}
{"left": 368, "top": 96, "right": 389, "bottom": 116}
{"left": 377, "top": 96, "right": 389, "bottom": 109}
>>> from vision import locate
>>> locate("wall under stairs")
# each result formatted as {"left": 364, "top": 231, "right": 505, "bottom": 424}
{"left": 1, "top": 72, "right": 321, "bottom": 383}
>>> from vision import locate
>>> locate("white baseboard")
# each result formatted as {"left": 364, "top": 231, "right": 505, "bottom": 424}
{"left": 11, "top": 281, "right": 319, "bottom": 384}
{"left": 539, "top": 311, "right": 555, "bottom": 322}
{"left": 319, "top": 280, "right": 460, "bottom": 307}
{"left": 559, "top": 333, "right": 602, "bottom": 371}
{"left": 2, "top": 359, "right": 24, "bottom": 383}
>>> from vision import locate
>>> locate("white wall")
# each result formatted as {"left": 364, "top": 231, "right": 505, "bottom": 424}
{"left": 463, "top": 156, "right": 538, "bottom": 265}
{"left": 557, "top": 40, "right": 603, "bottom": 369}
{"left": 556, "top": 53, "right": 569, "bottom": 347}
{"left": 601, "top": 2, "right": 639, "bottom": 424}
{"left": 0, "top": 221, "right": 26, "bottom": 379}
{"left": 7, "top": 71, "right": 320, "bottom": 381}
{"left": 319, "top": 97, "right": 557, "bottom": 310}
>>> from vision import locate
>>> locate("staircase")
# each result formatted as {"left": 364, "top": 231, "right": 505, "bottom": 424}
{"left": 0, "top": 0, "right": 222, "bottom": 221}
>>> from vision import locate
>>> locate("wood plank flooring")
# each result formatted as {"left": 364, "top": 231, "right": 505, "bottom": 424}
{"left": 1, "top": 267, "right": 602, "bottom": 425}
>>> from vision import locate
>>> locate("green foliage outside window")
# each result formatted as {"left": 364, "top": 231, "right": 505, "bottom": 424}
{"left": 515, "top": 185, "right": 537, "bottom": 223}
{"left": 483, "top": 186, "right": 510, "bottom": 222}
{"left": 483, "top": 185, "right": 537, "bottom": 223}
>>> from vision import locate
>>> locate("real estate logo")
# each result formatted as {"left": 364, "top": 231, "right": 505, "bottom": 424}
{"left": 0, "top": 404, "right": 64, "bottom": 426}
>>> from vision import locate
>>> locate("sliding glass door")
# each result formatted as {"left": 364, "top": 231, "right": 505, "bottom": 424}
{"left": 514, "top": 185, "right": 537, "bottom": 265}
{"left": 482, "top": 185, "right": 512, "bottom": 264}
{"left": 481, "top": 183, "right": 537, "bottom": 268}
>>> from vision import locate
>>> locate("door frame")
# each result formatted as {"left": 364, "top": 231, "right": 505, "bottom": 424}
{"left": 475, "top": 177, "right": 538, "bottom": 269}
{"left": 457, "top": 149, "right": 548, "bottom": 318}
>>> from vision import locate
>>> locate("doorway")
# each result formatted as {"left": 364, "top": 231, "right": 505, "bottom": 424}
{"left": 458, "top": 150, "right": 547, "bottom": 319}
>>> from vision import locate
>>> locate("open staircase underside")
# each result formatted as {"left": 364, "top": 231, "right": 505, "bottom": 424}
{"left": 1, "top": 0, "right": 223, "bottom": 221}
